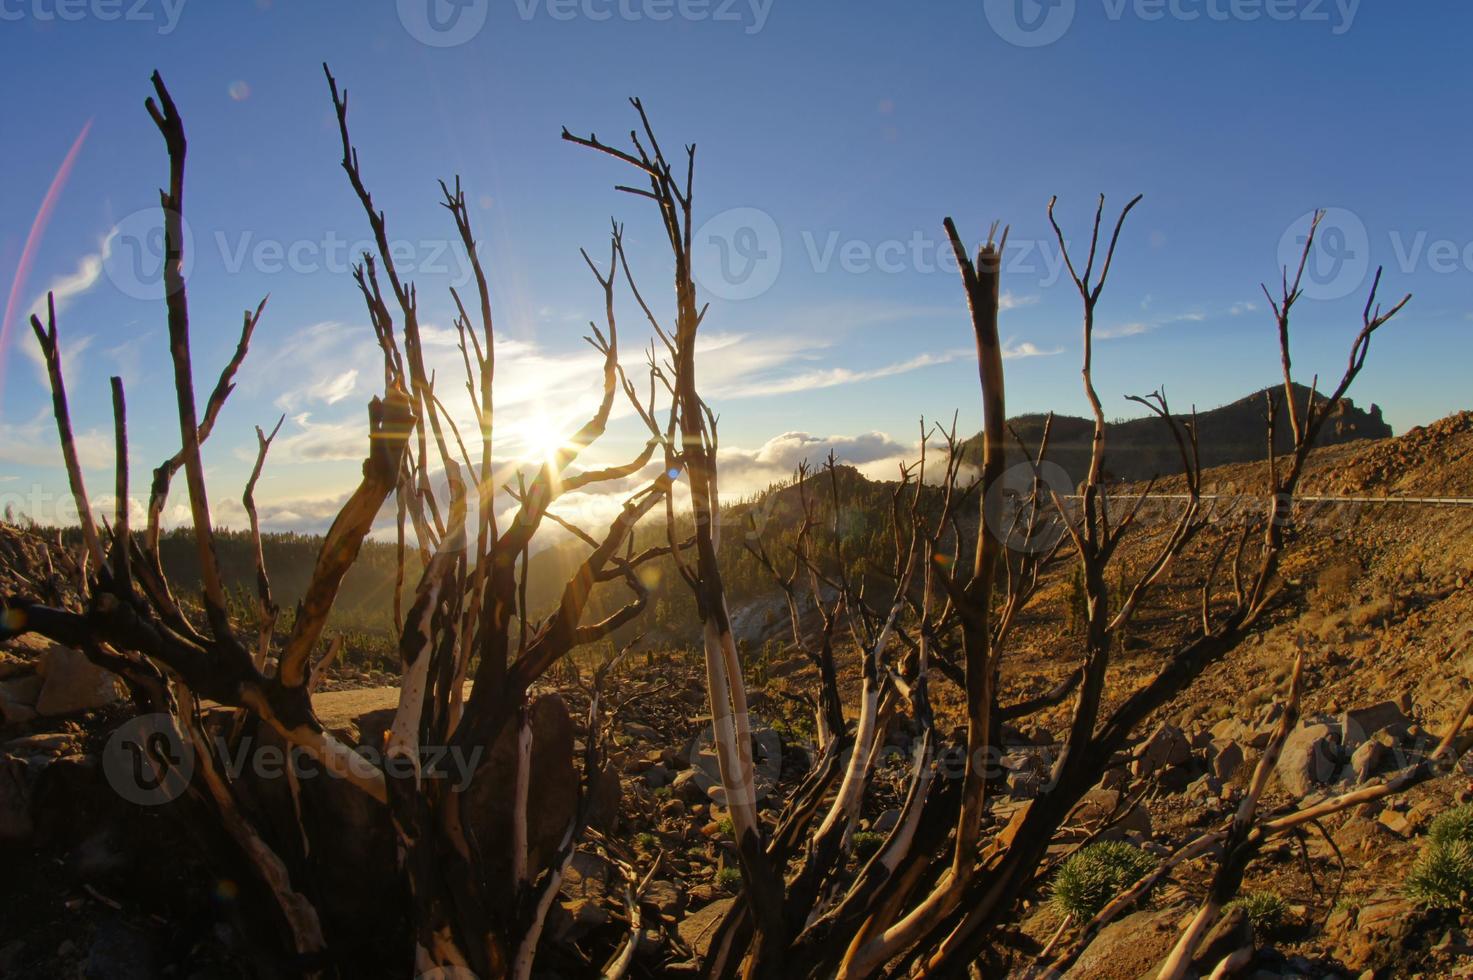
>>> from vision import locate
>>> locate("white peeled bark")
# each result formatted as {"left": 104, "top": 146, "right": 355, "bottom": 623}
{"left": 816, "top": 599, "right": 904, "bottom": 842}
{"left": 701, "top": 618, "right": 759, "bottom": 841}
{"left": 512, "top": 823, "right": 576, "bottom": 980}
{"left": 387, "top": 562, "right": 452, "bottom": 781}
{"left": 512, "top": 706, "right": 533, "bottom": 889}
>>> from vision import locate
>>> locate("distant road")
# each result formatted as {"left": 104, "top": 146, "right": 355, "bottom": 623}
{"left": 1104, "top": 494, "right": 1473, "bottom": 506}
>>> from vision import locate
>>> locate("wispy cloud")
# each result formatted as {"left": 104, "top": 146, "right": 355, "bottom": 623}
{"left": 0, "top": 409, "right": 111, "bottom": 469}
{"left": 717, "top": 349, "right": 968, "bottom": 399}
{"left": 1098, "top": 310, "right": 1206, "bottom": 341}
{"left": 26, "top": 229, "right": 116, "bottom": 323}
{"left": 1003, "top": 340, "right": 1062, "bottom": 359}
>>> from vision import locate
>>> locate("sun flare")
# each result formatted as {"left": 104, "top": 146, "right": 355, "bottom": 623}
{"left": 518, "top": 412, "right": 570, "bottom": 464}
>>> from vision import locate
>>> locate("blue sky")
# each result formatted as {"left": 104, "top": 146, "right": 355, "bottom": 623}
{"left": 1, "top": 1, "right": 1469, "bottom": 531}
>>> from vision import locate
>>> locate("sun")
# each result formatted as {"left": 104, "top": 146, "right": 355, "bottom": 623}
{"left": 519, "top": 412, "right": 570, "bottom": 465}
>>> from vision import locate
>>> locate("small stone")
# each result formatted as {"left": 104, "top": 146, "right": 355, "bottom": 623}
{"left": 623, "top": 721, "right": 661, "bottom": 743}
{"left": 643, "top": 879, "right": 687, "bottom": 916}
{"left": 872, "top": 808, "right": 901, "bottom": 834}
{"left": 672, "top": 768, "right": 707, "bottom": 804}
{"left": 1378, "top": 808, "right": 1413, "bottom": 837}
{"left": 1350, "top": 739, "right": 1389, "bottom": 784}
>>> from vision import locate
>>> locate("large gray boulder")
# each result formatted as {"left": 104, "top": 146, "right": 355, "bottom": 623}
{"left": 1132, "top": 723, "right": 1191, "bottom": 779}
{"left": 35, "top": 644, "right": 121, "bottom": 717}
{"left": 677, "top": 898, "right": 736, "bottom": 960}
{"left": 0, "top": 756, "right": 31, "bottom": 843}
{"left": 0, "top": 674, "right": 41, "bottom": 725}
{"left": 1337, "top": 700, "right": 1409, "bottom": 751}
{"left": 1276, "top": 723, "right": 1342, "bottom": 799}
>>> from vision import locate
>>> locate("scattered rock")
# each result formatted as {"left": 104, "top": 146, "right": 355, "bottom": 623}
{"left": 872, "top": 808, "right": 901, "bottom": 835}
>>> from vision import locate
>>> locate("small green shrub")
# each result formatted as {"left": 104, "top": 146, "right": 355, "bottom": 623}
{"left": 1405, "top": 803, "right": 1473, "bottom": 911}
{"left": 851, "top": 831, "right": 886, "bottom": 860}
{"left": 1428, "top": 803, "right": 1473, "bottom": 847}
{"left": 1407, "top": 840, "right": 1473, "bottom": 911}
{"left": 1049, "top": 842, "right": 1156, "bottom": 921}
{"left": 653, "top": 786, "right": 673, "bottom": 800}
{"left": 635, "top": 832, "right": 659, "bottom": 852}
{"left": 717, "top": 817, "right": 735, "bottom": 837}
{"left": 716, "top": 867, "right": 743, "bottom": 893}
{"left": 1225, "top": 891, "right": 1290, "bottom": 939}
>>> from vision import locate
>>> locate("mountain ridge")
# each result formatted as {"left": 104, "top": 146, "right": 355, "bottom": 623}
{"left": 963, "top": 383, "right": 1390, "bottom": 485}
